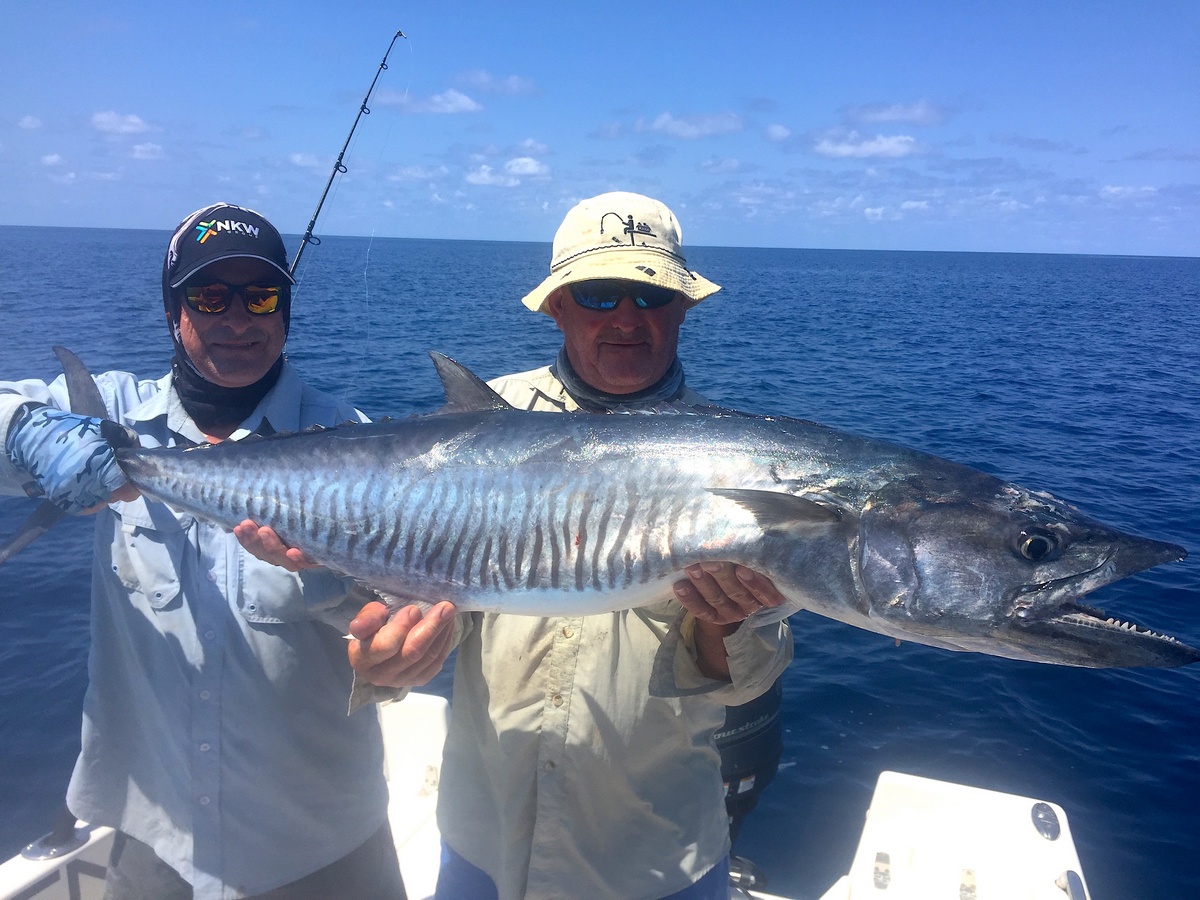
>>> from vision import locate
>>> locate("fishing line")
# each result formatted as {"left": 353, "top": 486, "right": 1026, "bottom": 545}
{"left": 289, "top": 29, "right": 407, "bottom": 277}
{"left": 284, "top": 29, "right": 408, "bottom": 405}
{"left": 343, "top": 35, "right": 415, "bottom": 405}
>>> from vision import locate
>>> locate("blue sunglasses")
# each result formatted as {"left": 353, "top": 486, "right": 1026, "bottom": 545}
{"left": 568, "top": 280, "right": 678, "bottom": 311}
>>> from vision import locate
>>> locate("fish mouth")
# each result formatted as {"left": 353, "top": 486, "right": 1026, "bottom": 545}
{"left": 1014, "top": 535, "right": 1186, "bottom": 616}
{"left": 1007, "top": 540, "right": 1197, "bottom": 667}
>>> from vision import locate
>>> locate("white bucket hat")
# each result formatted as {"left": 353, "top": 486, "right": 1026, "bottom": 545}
{"left": 520, "top": 191, "right": 721, "bottom": 313}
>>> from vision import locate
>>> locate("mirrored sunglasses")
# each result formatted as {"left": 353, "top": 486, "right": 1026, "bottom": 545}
{"left": 568, "top": 280, "right": 678, "bottom": 311}
{"left": 183, "top": 281, "right": 284, "bottom": 316}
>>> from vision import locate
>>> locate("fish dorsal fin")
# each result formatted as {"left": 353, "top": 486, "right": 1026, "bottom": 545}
{"left": 709, "top": 488, "right": 843, "bottom": 531}
{"left": 54, "top": 346, "right": 108, "bottom": 418}
{"left": 429, "top": 351, "right": 514, "bottom": 413}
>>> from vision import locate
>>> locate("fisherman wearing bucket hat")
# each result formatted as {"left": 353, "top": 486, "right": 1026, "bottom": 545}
{"left": 1, "top": 203, "right": 405, "bottom": 898}
{"left": 519, "top": 190, "right": 721, "bottom": 314}
{"left": 506, "top": 191, "right": 724, "bottom": 412}
{"left": 344, "top": 192, "right": 792, "bottom": 900}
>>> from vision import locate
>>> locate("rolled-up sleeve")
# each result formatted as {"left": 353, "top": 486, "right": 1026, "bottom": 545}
{"left": 662, "top": 611, "right": 793, "bottom": 703}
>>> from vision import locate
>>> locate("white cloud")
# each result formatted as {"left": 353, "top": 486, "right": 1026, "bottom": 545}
{"left": 641, "top": 111, "right": 744, "bottom": 139}
{"left": 456, "top": 70, "right": 537, "bottom": 95}
{"left": 289, "top": 153, "right": 321, "bottom": 168}
{"left": 514, "top": 138, "right": 548, "bottom": 155}
{"left": 901, "top": 200, "right": 930, "bottom": 210}
{"left": 20, "top": 115, "right": 43, "bottom": 130}
{"left": 991, "top": 133, "right": 1078, "bottom": 153}
{"left": 375, "top": 88, "right": 483, "bottom": 114}
{"left": 846, "top": 100, "right": 946, "bottom": 126}
{"left": 388, "top": 164, "right": 450, "bottom": 182}
{"left": 505, "top": 156, "right": 548, "bottom": 176}
{"left": 864, "top": 207, "right": 885, "bottom": 221}
{"left": 813, "top": 132, "right": 920, "bottom": 158}
{"left": 765, "top": 124, "right": 791, "bottom": 143}
{"left": 41, "top": 153, "right": 63, "bottom": 166}
{"left": 132, "top": 143, "right": 164, "bottom": 160}
{"left": 1101, "top": 185, "right": 1157, "bottom": 199}
{"left": 91, "top": 111, "right": 151, "bottom": 134}
{"left": 699, "top": 157, "right": 746, "bottom": 175}
{"left": 591, "top": 122, "right": 624, "bottom": 140}
{"left": 428, "top": 89, "right": 483, "bottom": 114}
{"left": 465, "top": 164, "right": 518, "bottom": 187}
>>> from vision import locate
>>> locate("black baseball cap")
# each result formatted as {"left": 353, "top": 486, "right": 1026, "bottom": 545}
{"left": 164, "top": 202, "right": 295, "bottom": 289}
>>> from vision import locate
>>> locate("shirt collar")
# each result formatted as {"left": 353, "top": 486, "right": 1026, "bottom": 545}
{"left": 125, "top": 363, "right": 306, "bottom": 442}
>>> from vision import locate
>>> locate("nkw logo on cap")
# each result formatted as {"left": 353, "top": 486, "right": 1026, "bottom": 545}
{"left": 194, "top": 218, "right": 262, "bottom": 243}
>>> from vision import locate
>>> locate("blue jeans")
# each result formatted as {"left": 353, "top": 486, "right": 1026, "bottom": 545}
{"left": 434, "top": 843, "right": 730, "bottom": 900}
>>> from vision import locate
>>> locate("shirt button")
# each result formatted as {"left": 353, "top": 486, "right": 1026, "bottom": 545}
{"left": 199, "top": 743, "right": 211, "bottom": 752}
{"left": 199, "top": 690, "right": 211, "bottom": 701}
{"left": 551, "top": 694, "right": 564, "bottom": 707}
{"left": 199, "top": 796, "right": 211, "bottom": 806}
{"left": 561, "top": 626, "right": 574, "bottom": 638}
{"left": 204, "top": 630, "right": 216, "bottom": 641}
{"left": 543, "top": 761, "right": 555, "bottom": 772}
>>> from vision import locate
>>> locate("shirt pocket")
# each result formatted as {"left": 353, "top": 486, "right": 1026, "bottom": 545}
{"left": 237, "top": 550, "right": 312, "bottom": 624}
{"left": 107, "top": 501, "right": 189, "bottom": 610}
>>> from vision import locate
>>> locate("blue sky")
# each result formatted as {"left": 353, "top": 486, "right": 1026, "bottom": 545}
{"left": 3, "top": 2, "right": 1197, "bottom": 256}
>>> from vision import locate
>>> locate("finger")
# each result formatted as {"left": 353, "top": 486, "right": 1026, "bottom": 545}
{"left": 349, "top": 605, "right": 420, "bottom": 672}
{"left": 283, "top": 546, "right": 318, "bottom": 568}
{"left": 348, "top": 601, "right": 391, "bottom": 640}
{"left": 696, "top": 561, "right": 758, "bottom": 603}
{"left": 673, "top": 576, "right": 738, "bottom": 625}
{"left": 681, "top": 562, "right": 757, "bottom": 621}
{"left": 352, "top": 603, "right": 455, "bottom": 684}
{"left": 389, "top": 621, "right": 456, "bottom": 686}
{"left": 733, "top": 566, "right": 788, "bottom": 608}
{"left": 396, "top": 602, "right": 456, "bottom": 662}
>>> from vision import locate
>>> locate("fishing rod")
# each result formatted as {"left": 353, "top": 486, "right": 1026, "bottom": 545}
{"left": 289, "top": 29, "right": 407, "bottom": 277}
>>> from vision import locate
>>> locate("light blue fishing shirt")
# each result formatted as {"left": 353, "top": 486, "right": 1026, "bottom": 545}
{"left": 0, "top": 363, "right": 386, "bottom": 899}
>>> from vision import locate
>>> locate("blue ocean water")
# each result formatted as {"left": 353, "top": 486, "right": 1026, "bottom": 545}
{"left": 1, "top": 226, "right": 1198, "bottom": 898}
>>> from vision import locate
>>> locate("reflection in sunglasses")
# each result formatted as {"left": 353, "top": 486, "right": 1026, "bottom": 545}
{"left": 569, "top": 280, "right": 678, "bottom": 311}
{"left": 183, "top": 281, "right": 283, "bottom": 316}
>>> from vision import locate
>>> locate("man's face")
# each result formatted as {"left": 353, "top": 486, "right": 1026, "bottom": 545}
{"left": 177, "top": 257, "right": 287, "bottom": 388}
{"left": 546, "top": 281, "right": 686, "bottom": 395}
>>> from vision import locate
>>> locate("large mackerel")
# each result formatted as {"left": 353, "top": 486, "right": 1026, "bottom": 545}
{"left": 111, "top": 353, "right": 1196, "bottom": 668}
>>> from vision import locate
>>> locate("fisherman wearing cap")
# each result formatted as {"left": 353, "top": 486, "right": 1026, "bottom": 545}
{"left": 0, "top": 204, "right": 404, "bottom": 899}
{"left": 347, "top": 192, "right": 794, "bottom": 900}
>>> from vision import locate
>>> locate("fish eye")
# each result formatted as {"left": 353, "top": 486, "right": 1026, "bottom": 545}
{"left": 1018, "top": 528, "right": 1061, "bottom": 562}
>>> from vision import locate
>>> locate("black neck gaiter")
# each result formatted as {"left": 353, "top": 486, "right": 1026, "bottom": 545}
{"left": 170, "top": 354, "right": 283, "bottom": 432}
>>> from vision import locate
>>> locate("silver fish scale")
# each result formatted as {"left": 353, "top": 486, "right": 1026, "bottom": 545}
{"left": 328, "top": 458, "right": 765, "bottom": 606}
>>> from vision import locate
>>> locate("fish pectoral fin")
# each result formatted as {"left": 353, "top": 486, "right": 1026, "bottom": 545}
{"left": 745, "top": 600, "right": 803, "bottom": 627}
{"left": 374, "top": 589, "right": 438, "bottom": 617}
{"left": 429, "top": 352, "right": 514, "bottom": 413}
{"left": 709, "top": 487, "right": 844, "bottom": 531}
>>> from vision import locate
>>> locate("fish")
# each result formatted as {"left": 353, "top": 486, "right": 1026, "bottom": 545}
{"left": 99, "top": 351, "right": 1198, "bottom": 669}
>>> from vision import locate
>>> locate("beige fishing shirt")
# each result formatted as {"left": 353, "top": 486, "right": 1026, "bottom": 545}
{"left": 436, "top": 365, "right": 794, "bottom": 900}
